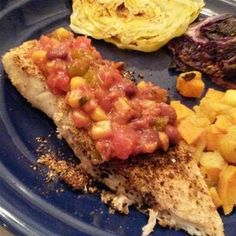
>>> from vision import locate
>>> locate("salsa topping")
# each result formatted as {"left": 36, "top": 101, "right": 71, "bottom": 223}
{"left": 30, "top": 28, "right": 179, "bottom": 161}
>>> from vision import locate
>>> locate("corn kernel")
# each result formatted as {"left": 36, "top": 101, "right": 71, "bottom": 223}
{"left": 114, "top": 97, "right": 130, "bottom": 113}
{"left": 70, "top": 76, "right": 87, "bottom": 90}
{"left": 51, "top": 27, "right": 72, "bottom": 41}
{"left": 46, "top": 61, "right": 54, "bottom": 70}
{"left": 91, "top": 107, "right": 107, "bottom": 121}
{"left": 137, "top": 81, "right": 147, "bottom": 90}
{"left": 67, "top": 90, "right": 81, "bottom": 108}
{"left": 31, "top": 50, "right": 47, "bottom": 62}
{"left": 90, "top": 120, "right": 112, "bottom": 140}
{"left": 142, "top": 99, "right": 156, "bottom": 109}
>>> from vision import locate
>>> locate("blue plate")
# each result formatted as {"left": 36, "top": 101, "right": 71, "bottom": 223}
{"left": 0, "top": 0, "right": 236, "bottom": 235}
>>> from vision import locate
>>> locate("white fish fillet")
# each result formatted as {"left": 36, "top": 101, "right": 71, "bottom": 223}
{"left": 2, "top": 40, "right": 224, "bottom": 236}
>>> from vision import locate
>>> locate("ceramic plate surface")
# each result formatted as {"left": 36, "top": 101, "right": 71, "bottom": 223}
{"left": 0, "top": 0, "right": 236, "bottom": 235}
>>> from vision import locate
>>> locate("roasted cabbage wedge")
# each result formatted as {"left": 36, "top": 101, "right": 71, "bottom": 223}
{"left": 70, "top": 0, "right": 204, "bottom": 52}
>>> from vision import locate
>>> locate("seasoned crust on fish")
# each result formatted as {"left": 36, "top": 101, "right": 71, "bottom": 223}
{"left": 2, "top": 41, "right": 224, "bottom": 236}
{"left": 95, "top": 145, "right": 224, "bottom": 236}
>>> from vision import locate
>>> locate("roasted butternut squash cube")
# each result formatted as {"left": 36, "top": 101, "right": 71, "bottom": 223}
{"left": 218, "top": 165, "right": 236, "bottom": 214}
{"left": 188, "top": 115, "right": 210, "bottom": 128}
{"left": 205, "top": 88, "right": 224, "bottom": 102}
{"left": 227, "top": 108, "right": 236, "bottom": 125}
{"left": 217, "top": 131, "right": 236, "bottom": 164}
{"left": 170, "top": 101, "right": 194, "bottom": 122}
{"left": 199, "top": 100, "right": 230, "bottom": 123}
{"left": 193, "top": 105, "right": 208, "bottom": 118}
{"left": 226, "top": 125, "right": 236, "bottom": 135}
{"left": 178, "top": 118, "right": 204, "bottom": 145}
{"left": 176, "top": 71, "right": 205, "bottom": 98}
{"left": 223, "top": 89, "right": 236, "bottom": 107}
{"left": 205, "top": 125, "right": 224, "bottom": 151}
{"left": 199, "top": 151, "right": 227, "bottom": 187}
{"left": 193, "top": 134, "right": 206, "bottom": 162}
{"left": 214, "top": 115, "right": 232, "bottom": 133}
{"left": 209, "top": 187, "right": 222, "bottom": 209}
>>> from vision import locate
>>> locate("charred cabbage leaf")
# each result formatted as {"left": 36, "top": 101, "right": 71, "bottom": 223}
{"left": 168, "top": 14, "right": 236, "bottom": 88}
{"left": 70, "top": 0, "right": 204, "bottom": 52}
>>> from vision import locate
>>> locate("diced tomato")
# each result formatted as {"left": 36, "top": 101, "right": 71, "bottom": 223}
{"left": 95, "top": 89, "right": 124, "bottom": 112}
{"left": 111, "top": 98, "right": 136, "bottom": 124}
{"left": 72, "top": 110, "right": 90, "bottom": 128}
{"left": 47, "top": 71, "right": 70, "bottom": 95}
{"left": 73, "top": 36, "right": 91, "bottom": 50}
{"left": 135, "top": 129, "right": 160, "bottom": 154}
{"left": 47, "top": 44, "right": 69, "bottom": 60}
{"left": 129, "top": 115, "right": 155, "bottom": 129}
{"left": 39, "top": 35, "right": 56, "bottom": 51}
{"left": 94, "top": 89, "right": 108, "bottom": 110}
{"left": 90, "top": 48, "right": 102, "bottom": 60}
{"left": 151, "top": 86, "right": 168, "bottom": 102}
{"left": 31, "top": 29, "right": 177, "bottom": 161}
{"left": 45, "top": 59, "right": 67, "bottom": 75}
{"left": 83, "top": 98, "right": 97, "bottom": 113}
{"left": 98, "top": 65, "right": 122, "bottom": 89}
{"left": 47, "top": 39, "right": 73, "bottom": 60}
{"left": 141, "top": 102, "right": 161, "bottom": 121}
{"left": 111, "top": 124, "right": 138, "bottom": 160}
{"left": 137, "top": 81, "right": 167, "bottom": 102}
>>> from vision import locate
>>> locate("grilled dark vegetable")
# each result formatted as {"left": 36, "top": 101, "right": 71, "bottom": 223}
{"left": 168, "top": 14, "right": 236, "bottom": 89}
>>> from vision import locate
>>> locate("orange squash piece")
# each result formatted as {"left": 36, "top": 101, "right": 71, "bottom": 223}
{"left": 218, "top": 165, "right": 236, "bottom": 214}
{"left": 176, "top": 71, "right": 205, "bottom": 98}
{"left": 209, "top": 187, "right": 222, "bottom": 209}
{"left": 199, "top": 151, "right": 227, "bottom": 187}
{"left": 178, "top": 118, "right": 204, "bottom": 145}
{"left": 227, "top": 108, "right": 236, "bottom": 125}
{"left": 205, "top": 125, "right": 224, "bottom": 151}
{"left": 214, "top": 115, "right": 232, "bottom": 133}
{"left": 170, "top": 101, "right": 194, "bottom": 122}
{"left": 205, "top": 88, "right": 224, "bottom": 102}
